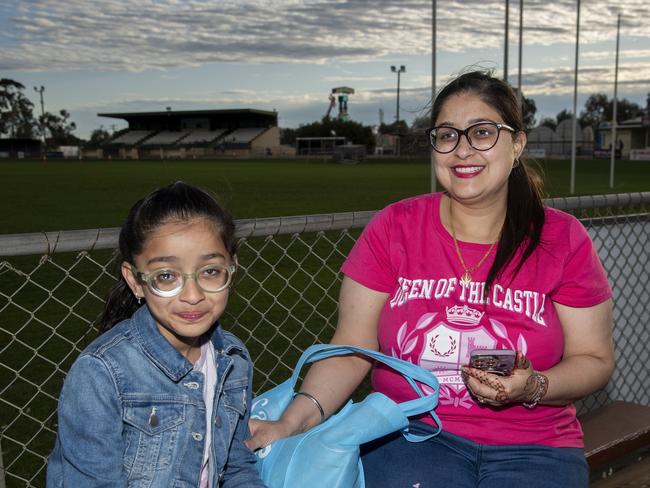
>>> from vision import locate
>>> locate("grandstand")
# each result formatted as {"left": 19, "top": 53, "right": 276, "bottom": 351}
{"left": 95, "top": 108, "right": 289, "bottom": 159}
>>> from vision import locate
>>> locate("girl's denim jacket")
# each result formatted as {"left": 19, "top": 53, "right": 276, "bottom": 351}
{"left": 47, "top": 306, "right": 266, "bottom": 487}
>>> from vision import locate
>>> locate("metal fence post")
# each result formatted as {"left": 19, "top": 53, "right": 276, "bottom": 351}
{"left": 0, "top": 437, "right": 6, "bottom": 488}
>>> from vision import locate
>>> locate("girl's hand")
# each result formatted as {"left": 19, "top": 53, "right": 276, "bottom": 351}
{"left": 245, "top": 418, "right": 296, "bottom": 452}
{"left": 461, "top": 352, "right": 536, "bottom": 407}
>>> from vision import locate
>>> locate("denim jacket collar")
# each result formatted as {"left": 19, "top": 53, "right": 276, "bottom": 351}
{"left": 130, "top": 305, "right": 242, "bottom": 382}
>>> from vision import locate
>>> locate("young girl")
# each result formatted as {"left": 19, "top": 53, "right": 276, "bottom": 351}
{"left": 47, "top": 182, "right": 266, "bottom": 487}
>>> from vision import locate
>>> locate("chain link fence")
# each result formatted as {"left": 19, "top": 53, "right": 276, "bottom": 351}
{"left": 1, "top": 193, "right": 648, "bottom": 487}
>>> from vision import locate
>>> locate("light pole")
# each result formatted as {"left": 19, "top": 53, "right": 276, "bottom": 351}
{"left": 610, "top": 13, "right": 621, "bottom": 189}
{"left": 570, "top": 0, "right": 580, "bottom": 194}
{"left": 431, "top": 0, "right": 437, "bottom": 192}
{"left": 504, "top": 0, "right": 509, "bottom": 81}
{"left": 33, "top": 85, "right": 46, "bottom": 149}
{"left": 390, "top": 65, "right": 406, "bottom": 123}
{"left": 517, "top": 0, "right": 524, "bottom": 105}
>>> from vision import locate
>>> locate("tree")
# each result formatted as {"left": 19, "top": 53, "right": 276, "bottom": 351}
{"left": 539, "top": 117, "right": 556, "bottom": 131}
{"left": 291, "top": 117, "right": 375, "bottom": 151}
{"left": 280, "top": 127, "right": 296, "bottom": 145}
{"left": 378, "top": 120, "right": 408, "bottom": 135}
{"left": 39, "top": 109, "right": 79, "bottom": 146}
{"left": 0, "top": 78, "right": 37, "bottom": 138}
{"left": 579, "top": 93, "right": 643, "bottom": 129}
{"left": 556, "top": 109, "right": 573, "bottom": 125}
{"left": 410, "top": 115, "right": 432, "bottom": 131}
{"left": 616, "top": 98, "right": 644, "bottom": 122}
{"left": 87, "top": 126, "right": 113, "bottom": 147}
{"left": 520, "top": 92, "right": 537, "bottom": 130}
{"left": 579, "top": 94, "right": 609, "bottom": 129}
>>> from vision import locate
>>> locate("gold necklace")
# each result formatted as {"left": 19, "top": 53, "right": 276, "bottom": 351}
{"left": 449, "top": 205, "right": 497, "bottom": 286}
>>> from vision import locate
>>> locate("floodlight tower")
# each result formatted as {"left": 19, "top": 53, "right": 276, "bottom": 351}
{"left": 391, "top": 65, "right": 406, "bottom": 123}
{"left": 33, "top": 85, "right": 46, "bottom": 147}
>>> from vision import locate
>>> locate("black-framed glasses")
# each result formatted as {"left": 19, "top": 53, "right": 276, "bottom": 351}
{"left": 425, "top": 122, "right": 516, "bottom": 153}
{"left": 131, "top": 263, "right": 236, "bottom": 298}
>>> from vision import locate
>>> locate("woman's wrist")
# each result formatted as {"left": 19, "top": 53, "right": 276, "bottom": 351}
{"left": 280, "top": 391, "right": 326, "bottom": 435}
{"left": 523, "top": 371, "right": 549, "bottom": 408}
{"left": 293, "top": 391, "right": 325, "bottom": 423}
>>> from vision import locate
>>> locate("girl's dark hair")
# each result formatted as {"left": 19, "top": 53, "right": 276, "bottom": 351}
{"left": 431, "top": 70, "right": 545, "bottom": 295}
{"left": 99, "top": 181, "right": 237, "bottom": 333}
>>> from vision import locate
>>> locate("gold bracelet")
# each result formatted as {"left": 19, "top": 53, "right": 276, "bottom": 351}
{"left": 523, "top": 372, "right": 549, "bottom": 409}
{"left": 293, "top": 391, "right": 325, "bottom": 422}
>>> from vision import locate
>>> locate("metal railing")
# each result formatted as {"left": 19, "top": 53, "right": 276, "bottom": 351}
{"left": 0, "top": 192, "right": 649, "bottom": 487}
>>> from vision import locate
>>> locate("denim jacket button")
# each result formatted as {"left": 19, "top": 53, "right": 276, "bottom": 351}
{"left": 192, "top": 432, "right": 203, "bottom": 441}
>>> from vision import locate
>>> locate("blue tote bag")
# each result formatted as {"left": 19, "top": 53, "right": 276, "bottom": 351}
{"left": 250, "top": 344, "right": 442, "bottom": 488}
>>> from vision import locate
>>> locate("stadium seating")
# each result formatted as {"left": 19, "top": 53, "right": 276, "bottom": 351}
{"left": 141, "top": 131, "right": 191, "bottom": 146}
{"left": 225, "top": 127, "right": 266, "bottom": 144}
{"left": 110, "top": 130, "right": 154, "bottom": 145}
{"left": 180, "top": 129, "right": 226, "bottom": 145}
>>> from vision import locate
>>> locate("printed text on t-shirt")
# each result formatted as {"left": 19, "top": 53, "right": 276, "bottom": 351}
{"left": 389, "top": 276, "right": 546, "bottom": 326}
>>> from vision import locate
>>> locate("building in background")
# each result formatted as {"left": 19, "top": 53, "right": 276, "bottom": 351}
{"left": 526, "top": 118, "right": 595, "bottom": 159}
{"left": 598, "top": 117, "right": 650, "bottom": 160}
{"left": 0, "top": 138, "right": 42, "bottom": 159}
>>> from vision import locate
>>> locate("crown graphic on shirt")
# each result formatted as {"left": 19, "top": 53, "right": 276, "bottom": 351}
{"left": 445, "top": 305, "right": 484, "bottom": 326}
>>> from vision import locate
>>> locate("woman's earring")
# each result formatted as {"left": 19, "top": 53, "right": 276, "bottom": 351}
{"left": 513, "top": 158, "right": 521, "bottom": 168}
{"left": 136, "top": 295, "right": 142, "bottom": 305}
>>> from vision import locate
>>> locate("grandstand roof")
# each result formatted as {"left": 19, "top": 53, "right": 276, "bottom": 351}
{"left": 98, "top": 108, "right": 278, "bottom": 133}
{"left": 98, "top": 108, "right": 277, "bottom": 119}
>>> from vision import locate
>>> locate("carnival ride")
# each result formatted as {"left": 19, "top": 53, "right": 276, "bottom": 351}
{"left": 326, "top": 86, "right": 355, "bottom": 121}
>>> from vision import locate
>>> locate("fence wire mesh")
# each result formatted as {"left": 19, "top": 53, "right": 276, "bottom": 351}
{"left": 0, "top": 193, "right": 648, "bottom": 487}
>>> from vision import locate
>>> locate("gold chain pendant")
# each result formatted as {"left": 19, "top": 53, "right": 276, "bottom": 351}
{"left": 460, "top": 272, "right": 472, "bottom": 286}
{"left": 449, "top": 200, "right": 497, "bottom": 288}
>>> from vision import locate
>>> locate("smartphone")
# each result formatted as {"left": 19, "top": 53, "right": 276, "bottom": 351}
{"left": 469, "top": 349, "right": 516, "bottom": 376}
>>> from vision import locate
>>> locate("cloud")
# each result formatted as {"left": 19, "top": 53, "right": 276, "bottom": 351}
{"left": 517, "top": 61, "right": 650, "bottom": 97}
{"left": 582, "top": 48, "right": 650, "bottom": 62}
{"left": 5, "top": 0, "right": 648, "bottom": 137}
{"left": 3, "top": 0, "right": 650, "bottom": 72}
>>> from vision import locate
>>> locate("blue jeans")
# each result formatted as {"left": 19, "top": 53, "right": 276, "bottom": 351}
{"left": 360, "top": 421, "right": 588, "bottom": 488}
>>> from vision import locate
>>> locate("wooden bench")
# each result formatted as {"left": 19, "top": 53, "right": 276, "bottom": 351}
{"left": 580, "top": 401, "right": 650, "bottom": 474}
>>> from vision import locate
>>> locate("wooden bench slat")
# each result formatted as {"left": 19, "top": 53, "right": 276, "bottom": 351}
{"left": 580, "top": 401, "right": 650, "bottom": 470}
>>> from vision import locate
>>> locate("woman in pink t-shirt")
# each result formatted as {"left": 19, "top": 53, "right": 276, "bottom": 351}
{"left": 247, "top": 71, "right": 614, "bottom": 487}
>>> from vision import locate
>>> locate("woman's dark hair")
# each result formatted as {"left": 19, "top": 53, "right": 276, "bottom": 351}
{"left": 431, "top": 70, "right": 545, "bottom": 295}
{"left": 99, "top": 181, "right": 237, "bottom": 333}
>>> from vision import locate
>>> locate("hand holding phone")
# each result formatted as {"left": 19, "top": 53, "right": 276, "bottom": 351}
{"left": 469, "top": 349, "right": 516, "bottom": 376}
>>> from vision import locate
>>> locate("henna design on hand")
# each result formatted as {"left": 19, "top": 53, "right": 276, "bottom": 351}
{"left": 471, "top": 368, "right": 504, "bottom": 390}
{"left": 495, "top": 390, "right": 509, "bottom": 403}
{"left": 464, "top": 367, "right": 509, "bottom": 404}
{"left": 524, "top": 373, "right": 539, "bottom": 399}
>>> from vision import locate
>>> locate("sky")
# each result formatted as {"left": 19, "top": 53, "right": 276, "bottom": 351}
{"left": 2, "top": 0, "right": 650, "bottom": 139}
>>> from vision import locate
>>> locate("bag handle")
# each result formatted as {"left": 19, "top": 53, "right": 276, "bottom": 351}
{"left": 289, "top": 344, "right": 441, "bottom": 437}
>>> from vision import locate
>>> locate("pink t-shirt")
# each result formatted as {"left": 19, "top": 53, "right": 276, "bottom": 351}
{"left": 341, "top": 192, "right": 611, "bottom": 447}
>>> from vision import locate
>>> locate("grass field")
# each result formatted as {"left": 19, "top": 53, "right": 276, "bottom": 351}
{"left": 1, "top": 156, "right": 649, "bottom": 234}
